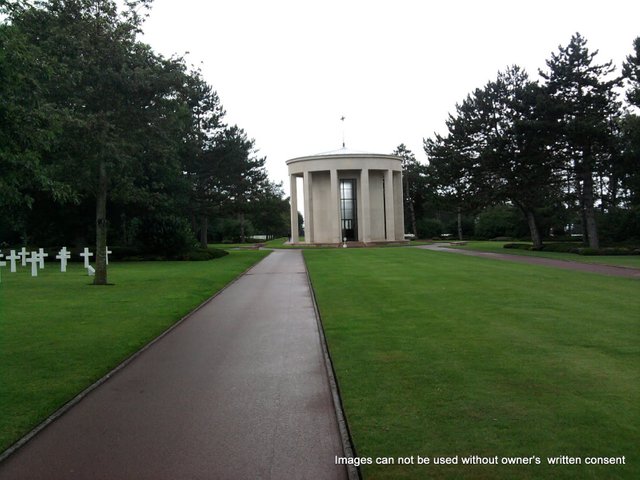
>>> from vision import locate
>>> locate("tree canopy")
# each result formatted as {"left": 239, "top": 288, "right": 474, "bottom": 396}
{"left": 0, "top": 0, "right": 288, "bottom": 283}
{"left": 423, "top": 33, "right": 639, "bottom": 246}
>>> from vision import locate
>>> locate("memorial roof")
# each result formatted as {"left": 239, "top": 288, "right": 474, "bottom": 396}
{"left": 313, "top": 146, "right": 373, "bottom": 156}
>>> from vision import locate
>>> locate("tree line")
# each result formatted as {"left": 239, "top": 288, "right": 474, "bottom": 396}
{"left": 0, "top": 0, "right": 289, "bottom": 284}
{"left": 402, "top": 33, "right": 640, "bottom": 249}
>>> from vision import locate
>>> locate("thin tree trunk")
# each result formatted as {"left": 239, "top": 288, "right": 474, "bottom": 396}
{"left": 575, "top": 174, "right": 589, "bottom": 246}
{"left": 598, "top": 173, "right": 606, "bottom": 213}
{"left": 581, "top": 171, "right": 600, "bottom": 249}
{"left": 403, "top": 174, "right": 418, "bottom": 237}
{"left": 239, "top": 212, "right": 245, "bottom": 243}
{"left": 580, "top": 207, "right": 589, "bottom": 245}
{"left": 191, "top": 211, "right": 197, "bottom": 237}
{"left": 121, "top": 213, "right": 128, "bottom": 245}
{"left": 199, "top": 215, "right": 208, "bottom": 248}
{"left": 457, "top": 207, "right": 463, "bottom": 241}
{"left": 609, "top": 175, "right": 618, "bottom": 207}
{"left": 525, "top": 210, "right": 543, "bottom": 249}
{"left": 409, "top": 201, "right": 418, "bottom": 237}
{"left": 94, "top": 158, "right": 108, "bottom": 285}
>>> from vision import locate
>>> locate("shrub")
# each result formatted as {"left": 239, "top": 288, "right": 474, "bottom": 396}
{"left": 180, "top": 247, "right": 229, "bottom": 261}
{"left": 503, "top": 243, "right": 532, "bottom": 250}
{"left": 136, "top": 214, "right": 196, "bottom": 257}
{"left": 539, "top": 243, "right": 580, "bottom": 253}
{"left": 474, "top": 205, "right": 529, "bottom": 239}
{"left": 211, "top": 217, "right": 255, "bottom": 243}
{"left": 417, "top": 218, "right": 444, "bottom": 239}
{"left": 109, "top": 246, "right": 143, "bottom": 260}
{"left": 597, "top": 207, "right": 640, "bottom": 243}
{"left": 444, "top": 216, "right": 475, "bottom": 238}
{"left": 576, "top": 247, "right": 639, "bottom": 256}
{"left": 503, "top": 243, "right": 639, "bottom": 256}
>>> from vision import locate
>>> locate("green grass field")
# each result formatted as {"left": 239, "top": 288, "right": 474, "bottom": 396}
{"left": 450, "top": 241, "right": 640, "bottom": 269}
{"left": 304, "top": 248, "right": 639, "bottom": 479}
{"left": 0, "top": 250, "right": 268, "bottom": 453}
{"left": 208, "top": 237, "right": 290, "bottom": 249}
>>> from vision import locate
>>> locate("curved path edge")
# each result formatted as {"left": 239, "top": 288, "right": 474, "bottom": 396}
{"left": 416, "top": 244, "right": 640, "bottom": 278}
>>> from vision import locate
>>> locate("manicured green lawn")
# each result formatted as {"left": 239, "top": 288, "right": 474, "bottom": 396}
{"left": 208, "top": 237, "right": 290, "bottom": 249}
{"left": 450, "top": 241, "right": 640, "bottom": 269}
{"left": 264, "top": 237, "right": 288, "bottom": 247}
{"left": 305, "top": 248, "right": 639, "bottom": 479}
{"left": 0, "top": 251, "right": 268, "bottom": 453}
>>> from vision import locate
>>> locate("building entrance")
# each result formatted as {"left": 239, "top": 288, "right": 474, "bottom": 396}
{"left": 340, "top": 179, "right": 357, "bottom": 241}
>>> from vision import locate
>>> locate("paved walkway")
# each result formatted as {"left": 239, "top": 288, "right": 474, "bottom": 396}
{"left": 417, "top": 244, "right": 640, "bottom": 278}
{"left": 0, "top": 250, "right": 347, "bottom": 480}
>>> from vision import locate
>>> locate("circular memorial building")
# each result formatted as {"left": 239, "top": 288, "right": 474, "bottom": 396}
{"left": 287, "top": 147, "right": 406, "bottom": 245}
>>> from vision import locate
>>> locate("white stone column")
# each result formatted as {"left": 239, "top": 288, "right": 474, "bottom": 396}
{"left": 330, "top": 169, "right": 341, "bottom": 243}
{"left": 303, "top": 171, "right": 314, "bottom": 243}
{"left": 394, "top": 171, "right": 405, "bottom": 240}
{"left": 384, "top": 169, "right": 395, "bottom": 241}
{"left": 360, "top": 168, "right": 371, "bottom": 243}
{"left": 289, "top": 174, "right": 299, "bottom": 243}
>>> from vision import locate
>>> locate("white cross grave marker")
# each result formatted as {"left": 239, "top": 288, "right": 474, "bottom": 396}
{"left": 18, "top": 247, "right": 28, "bottom": 267}
{"left": 26, "top": 251, "right": 39, "bottom": 277}
{"left": 56, "top": 247, "right": 71, "bottom": 272}
{"left": 87, "top": 265, "right": 95, "bottom": 276}
{"left": 0, "top": 253, "right": 5, "bottom": 283}
{"left": 37, "top": 248, "right": 48, "bottom": 269}
{"left": 80, "top": 247, "right": 93, "bottom": 269}
{"left": 106, "top": 246, "right": 112, "bottom": 265}
{"left": 7, "top": 250, "right": 19, "bottom": 273}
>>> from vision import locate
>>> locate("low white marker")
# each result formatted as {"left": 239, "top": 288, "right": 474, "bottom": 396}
{"left": 80, "top": 247, "right": 93, "bottom": 268}
{"left": 37, "top": 248, "right": 48, "bottom": 269}
{"left": 18, "top": 247, "right": 28, "bottom": 267}
{"left": 7, "top": 250, "right": 20, "bottom": 273}
{"left": 7, "top": 250, "right": 19, "bottom": 273}
{"left": 56, "top": 247, "right": 71, "bottom": 273}
{"left": 0, "top": 253, "right": 6, "bottom": 283}
{"left": 26, "top": 252, "right": 39, "bottom": 277}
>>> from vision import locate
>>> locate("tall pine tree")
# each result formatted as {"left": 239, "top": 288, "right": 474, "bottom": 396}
{"left": 539, "top": 33, "right": 621, "bottom": 248}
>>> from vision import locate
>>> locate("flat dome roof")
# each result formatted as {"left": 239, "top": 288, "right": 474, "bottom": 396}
{"left": 286, "top": 147, "right": 401, "bottom": 165}
{"left": 313, "top": 146, "right": 373, "bottom": 156}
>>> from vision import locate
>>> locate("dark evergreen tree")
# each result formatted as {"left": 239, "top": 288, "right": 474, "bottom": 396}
{"left": 213, "top": 126, "right": 270, "bottom": 243}
{"left": 620, "top": 37, "right": 640, "bottom": 209}
{"left": 180, "top": 71, "right": 226, "bottom": 247}
{"left": 246, "top": 182, "right": 290, "bottom": 239}
{"left": 393, "top": 144, "right": 426, "bottom": 237}
{"left": 481, "top": 66, "right": 561, "bottom": 248}
{"left": 539, "top": 33, "right": 622, "bottom": 248}
{"left": 425, "top": 66, "right": 560, "bottom": 247}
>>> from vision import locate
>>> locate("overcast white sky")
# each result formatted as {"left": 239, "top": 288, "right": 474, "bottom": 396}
{"left": 141, "top": 0, "right": 640, "bottom": 196}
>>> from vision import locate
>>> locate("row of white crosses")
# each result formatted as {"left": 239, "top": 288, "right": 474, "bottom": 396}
{"left": 0, "top": 246, "right": 112, "bottom": 280}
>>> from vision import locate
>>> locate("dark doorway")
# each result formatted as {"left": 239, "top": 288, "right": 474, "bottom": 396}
{"left": 340, "top": 179, "right": 357, "bottom": 241}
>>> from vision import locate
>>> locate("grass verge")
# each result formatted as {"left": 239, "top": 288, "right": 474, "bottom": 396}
{"left": 304, "top": 248, "right": 639, "bottom": 479}
{"left": 450, "top": 241, "right": 640, "bottom": 269}
{"left": 0, "top": 250, "right": 268, "bottom": 452}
